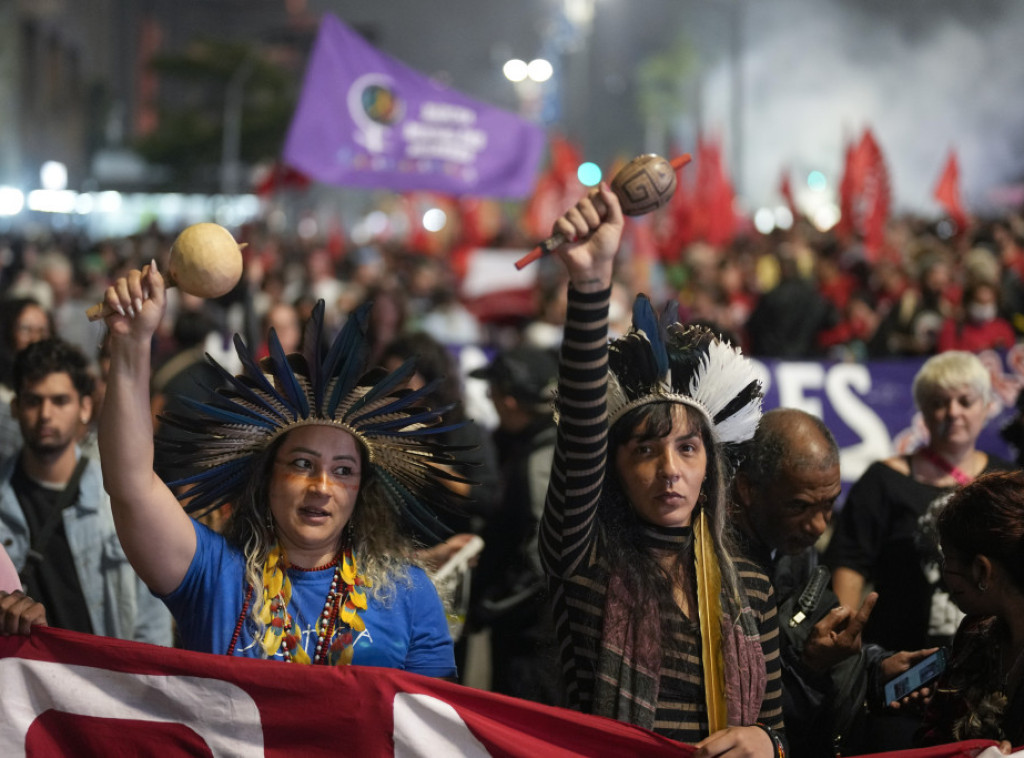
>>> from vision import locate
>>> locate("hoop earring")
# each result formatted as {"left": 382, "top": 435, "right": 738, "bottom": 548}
{"left": 978, "top": 581, "right": 988, "bottom": 592}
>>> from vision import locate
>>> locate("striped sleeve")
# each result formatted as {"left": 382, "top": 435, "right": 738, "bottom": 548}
{"left": 539, "top": 285, "right": 611, "bottom": 579}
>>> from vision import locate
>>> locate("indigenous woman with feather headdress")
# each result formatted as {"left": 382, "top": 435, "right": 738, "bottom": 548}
{"left": 540, "top": 185, "right": 785, "bottom": 755}
{"left": 98, "top": 263, "right": 466, "bottom": 675}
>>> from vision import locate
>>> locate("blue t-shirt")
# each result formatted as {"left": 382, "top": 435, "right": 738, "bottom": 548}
{"left": 162, "top": 521, "right": 455, "bottom": 677}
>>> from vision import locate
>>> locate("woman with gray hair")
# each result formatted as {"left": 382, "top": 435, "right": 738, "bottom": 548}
{"left": 827, "top": 350, "right": 1015, "bottom": 654}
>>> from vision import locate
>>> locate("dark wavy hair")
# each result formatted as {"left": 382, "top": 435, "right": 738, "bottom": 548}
{"left": 13, "top": 337, "right": 94, "bottom": 400}
{"left": 937, "top": 470, "right": 1024, "bottom": 593}
{"left": 378, "top": 330, "right": 465, "bottom": 422}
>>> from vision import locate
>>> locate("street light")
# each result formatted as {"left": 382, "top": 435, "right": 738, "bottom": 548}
{"left": 503, "top": 58, "right": 553, "bottom": 84}
{"left": 527, "top": 59, "right": 553, "bottom": 83}
{"left": 503, "top": 58, "right": 554, "bottom": 120}
{"left": 0, "top": 186, "right": 24, "bottom": 216}
{"left": 503, "top": 59, "right": 529, "bottom": 83}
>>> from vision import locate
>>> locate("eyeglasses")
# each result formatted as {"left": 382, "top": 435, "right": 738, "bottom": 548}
{"left": 15, "top": 324, "right": 50, "bottom": 337}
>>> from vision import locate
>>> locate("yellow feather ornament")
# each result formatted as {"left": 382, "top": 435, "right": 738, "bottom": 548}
{"left": 694, "top": 508, "right": 728, "bottom": 732}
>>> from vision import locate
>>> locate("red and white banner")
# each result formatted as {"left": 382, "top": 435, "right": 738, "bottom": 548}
{"left": 0, "top": 628, "right": 1006, "bottom": 757}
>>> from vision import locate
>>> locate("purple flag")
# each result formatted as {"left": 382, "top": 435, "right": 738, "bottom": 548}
{"left": 283, "top": 14, "right": 545, "bottom": 199}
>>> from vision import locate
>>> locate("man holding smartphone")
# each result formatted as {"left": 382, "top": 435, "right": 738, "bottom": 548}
{"left": 732, "top": 409, "right": 938, "bottom": 755}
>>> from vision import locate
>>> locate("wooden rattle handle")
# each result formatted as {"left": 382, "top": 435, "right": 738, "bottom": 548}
{"left": 86, "top": 270, "right": 178, "bottom": 322}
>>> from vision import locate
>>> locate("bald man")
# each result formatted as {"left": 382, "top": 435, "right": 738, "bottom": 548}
{"left": 733, "top": 409, "right": 933, "bottom": 755}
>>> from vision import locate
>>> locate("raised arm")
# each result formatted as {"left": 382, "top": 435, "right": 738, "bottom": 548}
{"left": 538, "top": 184, "right": 624, "bottom": 577}
{"left": 99, "top": 262, "right": 196, "bottom": 595}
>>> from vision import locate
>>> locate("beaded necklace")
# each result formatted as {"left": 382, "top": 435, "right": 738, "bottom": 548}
{"left": 227, "top": 542, "right": 371, "bottom": 665}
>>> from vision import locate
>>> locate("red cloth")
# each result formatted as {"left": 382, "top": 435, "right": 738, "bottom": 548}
{"left": 819, "top": 270, "right": 859, "bottom": 312}
{"left": 254, "top": 162, "right": 311, "bottom": 196}
{"left": 691, "top": 135, "right": 736, "bottom": 247}
{"left": 0, "top": 627, "right": 1013, "bottom": 756}
{"left": 936, "top": 316, "right": 1016, "bottom": 353}
{"left": 0, "top": 625, "right": 691, "bottom": 757}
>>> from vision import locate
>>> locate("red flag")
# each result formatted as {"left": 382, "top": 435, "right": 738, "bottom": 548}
{"left": 933, "top": 150, "right": 968, "bottom": 232}
{"left": 0, "top": 627, "right": 693, "bottom": 757}
{"left": 691, "top": 134, "right": 736, "bottom": 248}
{"left": 836, "top": 128, "right": 891, "bottom": 261}
{"left": 449, "top": 197, "right": 501, "bottom": 281}
{"left": 255, "top": 161, "right": 312, "bottom": 196}
{"left": 0, "top": 628, "right": 1003, "bottom": 757}
{"left": 858, "top": 129, "right": 891, "bottom": 260}
{"left": 836, "top": 138, "right": 856, "bottom": 240}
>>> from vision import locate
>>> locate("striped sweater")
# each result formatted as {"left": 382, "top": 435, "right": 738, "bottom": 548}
{"left": 539, "top": 285, "right": 784, "bottom": 743}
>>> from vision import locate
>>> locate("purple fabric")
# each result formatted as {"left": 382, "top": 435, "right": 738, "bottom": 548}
{"left": 283, "top": 13, "right": 545, "bottom": 199}
{"left": 721, "top": 606, "right": 766, "bottom": 726}
{"left": 0, "top": 545, "right": 21, "bottom": 593}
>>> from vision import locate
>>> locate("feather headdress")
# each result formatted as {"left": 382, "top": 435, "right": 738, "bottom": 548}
{"left": 609, "top": 294, "right": 763, "bottom": 731}
{"left": 157, "top": 300, "right": 472, "bottom": 539}
{"left": 607, "top": 294, "right": 763, "bottom": 451}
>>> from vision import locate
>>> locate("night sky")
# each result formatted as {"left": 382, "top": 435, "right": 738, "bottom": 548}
{"left": 300, "top": 0, "right": 1024, "bottom": 215}
{"left": 156, "top": 0, "right": 1024, "bottom": 215}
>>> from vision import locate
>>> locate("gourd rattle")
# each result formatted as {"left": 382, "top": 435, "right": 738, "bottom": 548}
{"left": 87, "top": 222, "right": 245, "bottom": 321}
{"left": 514, "top": 152, "right": 691, "bottom": 270}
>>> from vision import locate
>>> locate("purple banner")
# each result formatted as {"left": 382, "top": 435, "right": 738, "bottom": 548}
{"left": 756, "top": 346, "right": 1024, "bottom": 503}
{"left": 283, "top": 14, "right": 545, "bottom": 199}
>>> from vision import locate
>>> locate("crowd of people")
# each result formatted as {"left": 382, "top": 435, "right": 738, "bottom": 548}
{"left": 2, "top": 191, "right": 1024, "bottom": 755}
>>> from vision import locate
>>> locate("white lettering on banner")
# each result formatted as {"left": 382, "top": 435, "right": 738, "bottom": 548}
{"left": 420, "top": 102, "right": 476, "bottom": 125}
{"left": 826, "top": 364, "right": 894, "bottom": 482}
{"left": 393, "top": 693, "right": 491, "bottom": 757}
{"left": 774, "top": 362, "right": 826, "bottom": 415}
{"left": 770, "top": 362, "right": 892, "bottom": 484}
{"left": 402, "top": 121, "right": 488, "bottom": 164}
{"left": 0, "top": 659, "right": 263, "bottom": 757}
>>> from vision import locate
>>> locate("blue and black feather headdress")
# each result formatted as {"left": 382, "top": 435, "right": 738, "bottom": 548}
{"left": 607, "top": 294, "right": 763, "bottom": 449}
{"left": 157, "top": 300, "right": 471, "bottom": 538}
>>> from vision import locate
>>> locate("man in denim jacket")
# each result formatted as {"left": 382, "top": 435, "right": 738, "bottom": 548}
{"left": 0, "top": 338, "right": 170, "bottom": 645}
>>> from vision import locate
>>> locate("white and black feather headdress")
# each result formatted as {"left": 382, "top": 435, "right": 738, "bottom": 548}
{"left": 157, "top": 300, "right": 472, "bottom": 538}
{"left": 607, "top": 295, "right": 763, "bottom": 449}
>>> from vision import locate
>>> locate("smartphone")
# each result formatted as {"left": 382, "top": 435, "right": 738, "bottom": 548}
{"left": 883, "top": 649, "right": 948, "bottom": 704}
